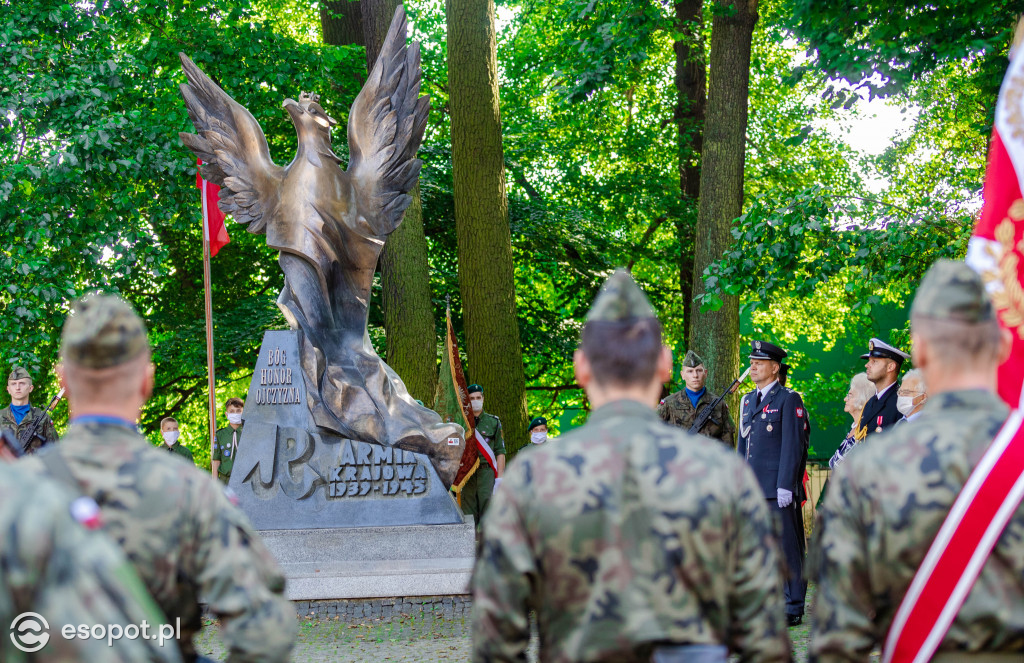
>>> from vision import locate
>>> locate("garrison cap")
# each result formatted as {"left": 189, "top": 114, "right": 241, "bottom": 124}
{"left": 585, "top": 269, "right": 657, "bottom": 323}
{"left": 61, "top": 294, "right": 150, "bottom": 369}
{"left": 748, "top": 340, "right": 787, "bottom": 363}
{"left": 529, "top": 416, "right": 547, "bottom": 431}
{"left": 911, "top": 259, "right": 996, "bottom": 324}
{"left": 7, "top": 366, "right": 30, "bottom": 383}
{"left": 467, "top": 384, "right": 483, "bottom": 395}
{"left": 860, "top": 338, "right": 910, "bottom": 365}
{"left": 681, "top": 350, "right": 704, "bottom": 368}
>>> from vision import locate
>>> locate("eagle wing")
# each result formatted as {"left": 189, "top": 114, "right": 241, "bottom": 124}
{"left": 177, "top": 53, "right": 284, "bottom": 234}
{"left": 346, "top": 6, "right": 430, "bottom": 237}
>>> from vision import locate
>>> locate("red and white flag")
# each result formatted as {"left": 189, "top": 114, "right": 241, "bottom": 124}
{"left": 884, "top": 28, "right": 1024, "bottom": 663}
{"left": 197, "top": 159, "right": 230, "bottom": 257}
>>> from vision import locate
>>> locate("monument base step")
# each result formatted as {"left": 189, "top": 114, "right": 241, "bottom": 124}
{"left": 259, "top": 522, "right": 477, "bottom": 600}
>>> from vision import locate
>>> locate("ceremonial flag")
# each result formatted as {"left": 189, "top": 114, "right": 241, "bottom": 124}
{"left": 433, "top": 304, "right": 480, "bottom": 504}
{"left": 197, "top": 159, "right": 230, "bottom": 257}
{"left": 885, "top": 21, "right": 1024, "bottom": 663}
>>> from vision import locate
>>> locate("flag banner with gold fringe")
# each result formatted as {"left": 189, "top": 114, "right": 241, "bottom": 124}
{"left": 433, "top": 304, "right": 478, "bottom": 504}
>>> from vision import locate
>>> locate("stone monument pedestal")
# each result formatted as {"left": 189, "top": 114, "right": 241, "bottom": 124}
{"left": 233, "top": 330, "right": 476, "bottom": 600}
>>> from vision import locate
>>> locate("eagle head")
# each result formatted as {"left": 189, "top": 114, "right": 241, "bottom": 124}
{"left": 283, "top": 92, "right": 338, "bottom": 142}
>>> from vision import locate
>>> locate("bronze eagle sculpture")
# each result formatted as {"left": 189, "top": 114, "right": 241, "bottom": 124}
{"left": 177, "top": 6, "right": 465, "bottom": 486}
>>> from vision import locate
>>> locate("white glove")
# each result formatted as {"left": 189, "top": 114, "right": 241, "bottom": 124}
{"left": 777, "top": 488, "right": 793, "bottom": 508}
{"left": 493, "top": 477, "right": 503, "bottom": 492}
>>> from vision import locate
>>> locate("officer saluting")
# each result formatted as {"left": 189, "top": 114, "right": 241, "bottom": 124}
{"left": 859, "top": 337, "right": 909, "bottom": 438}
{"left": 737, "top": 339, "right": 809, "bottom": 627}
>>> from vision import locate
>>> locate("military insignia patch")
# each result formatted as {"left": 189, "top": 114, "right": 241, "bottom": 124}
{"left": 70, "top": 496, "right": 103, "bottom": 530}
{"left": 869, "top": 340, "right": 875, "bottom": 351}
{"left": 755, "top": 340, "right": 762, "bottom": 350}
{"left": 796, "top": 408, "right": 804, "bottom": 418}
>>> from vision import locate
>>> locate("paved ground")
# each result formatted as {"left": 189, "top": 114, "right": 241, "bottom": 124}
{"left": 196, "top": 607, "right": 819, "bottom": 662}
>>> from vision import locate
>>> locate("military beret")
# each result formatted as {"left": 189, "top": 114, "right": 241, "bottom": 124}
{"left": 911, "top": 259, "right": 996, "bottom": 324}
{"left": 528, "top": 416, "right": 547, "bottom": 431}
{"left": 7, "top": 366, "right": 31, "bottom": 383}
{"left": 860, "top": 337, "right": 910, "bottom": 365}
{"left": 61, "top": 294, "right": 150, "bottom": 369}
{"left": 585, "top": 269, "right": 657, "bottom": 323}
{"left": 467, "top": 384, "right": 483, "bottom": 395}
{"left": 681, "top": 350, "right": 704, "bottom": 368}
{"left": 748, "top": 340, "right": 787, "bottom": 362}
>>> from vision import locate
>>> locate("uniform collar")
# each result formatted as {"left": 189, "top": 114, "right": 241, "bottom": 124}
{"left": 875, "top": 381, "right": 897, "bottom": 400}
{"left": 920, "top": 388, "right": 1006, "bottom": 416}
{"left": 757, "top": 380, "right": 779, "bottom": 402}
{"left": 587, "top": 399, "right": 659, "bottom": 425}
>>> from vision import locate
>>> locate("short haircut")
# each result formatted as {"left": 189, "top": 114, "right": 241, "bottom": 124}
{"left": 62, "top": 352, "right": 149, "bottom": 407}
{"left": 160, "top": 416, "right": 178, "bottom": 428}
{"left": 580, "top": 317, "right": 662, "bottom": 387}
{"left": 848, "top": 372, "right": 874, "bottom": 412}
{"left": 911, "top": 315, "right": 1002, "bottom": 366}
{"left": 225, "top": 397, "right": 244, "bottom": 410}
{"left": 902, "top": 368, "right": 925, "bottom": 392}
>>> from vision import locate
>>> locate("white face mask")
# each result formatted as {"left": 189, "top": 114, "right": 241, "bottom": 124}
{"left": 470, "top": 400, "right": 483, "bottom": 414}
{"left": 162, "top": 431, "right": 179, "bottom": 445}
{"left": 896, "top": 396, "right": 916, "bottom": 416}
{"left": 530, "top": 431, "right": 547, "bottom": 444}
{"left": 227, "top": 412, "right": 243, "bottom": 425}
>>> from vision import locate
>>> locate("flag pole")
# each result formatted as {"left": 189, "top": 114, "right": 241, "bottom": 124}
{"left": 201, "top": 178, "right": 218, "bottom": 470}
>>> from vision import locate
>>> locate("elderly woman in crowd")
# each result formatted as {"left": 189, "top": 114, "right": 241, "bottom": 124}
{"left": 828, "top": 372, "right": 876, "bottom": 469}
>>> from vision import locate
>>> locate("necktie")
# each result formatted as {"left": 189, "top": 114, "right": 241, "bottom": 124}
{"left": 232, "top": 429, "right": 238, "bottom": 458}
{"left": 755, "top": 390, "right": 762, "bottom": 410}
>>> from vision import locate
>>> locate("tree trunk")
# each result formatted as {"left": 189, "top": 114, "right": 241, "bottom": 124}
{"left": 363, "top": 0, "right": 438, "bottom": 402}
{"left": 320, "top": 0, "right": 364, "bottom": 46}
{"left": 674, "top": 0, "right": 705, "bottom": 348}
{"left": 689, "top": 0, "right": 758, "bottom": 396}
{"left": 446, "top": 0, "right": 528, "bottom": 453}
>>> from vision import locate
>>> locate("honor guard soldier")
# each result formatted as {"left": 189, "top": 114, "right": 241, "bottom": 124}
{"left": 18, "top": 294, "right": 296, "bottom": 662}
{"left": 461, "top": 384, "right": 505, "bottom": 528}
{"left": 859, "top": 337, "right": 909, "bottom": 438}
{"left": 473, "top": 270, "right": 790, "bottom": 663}
{"left": 1, "top": 366, "right": 58, "bottom": 453}
{"left": 812, "top": 261, "right": 1024, "bottom": 661}
{"left": 737, "top": 340, "right": 809, "bottom": 626}
{"left": 658, "top": 350, "right": 736, "bottom": 447}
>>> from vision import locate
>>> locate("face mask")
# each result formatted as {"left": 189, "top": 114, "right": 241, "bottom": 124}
{"left": 227, "top": 412, "right": 243, "bottom": 425}
{"left": 896, "top": 396, "right": 915, "bottom": 416}
{"left": 470, "top": 400, "right": 483, "bottom": 414}
{"left": 162, "top": 431, "right": 179, "bottom": 445}
{"left": 531, "top": 431, "right": 547, "bottom": 444}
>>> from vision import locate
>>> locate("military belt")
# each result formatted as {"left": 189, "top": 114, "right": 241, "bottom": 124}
{"left": 651, "top": 644, "right": 727, "bottom": 663}
{"left": 931, "top": 653, "right": 1023, "bottom": 662}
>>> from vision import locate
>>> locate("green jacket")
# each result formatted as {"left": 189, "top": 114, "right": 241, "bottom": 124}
{"left": 211, "top": 424, "right": 243, "bottom": 478}
{"left": 474, "top": 411, "right": 505, "bottom": 459}
{"left": 0, "top": 404, "right": 59, "bottom": 453}
{"left": 472, "top": 399, "right": 789, "bottom": 662}
{"left": 19, "top": 421, "right": 295, "bottom": 661}
{"left": 162, "top": 441, "right": 194, "bottom": 464}
{"left": 811, "top": 389, "right": 1024, "bottom": 660}
{"left": 657, "top": 388, "right": 736, "bottom": 447}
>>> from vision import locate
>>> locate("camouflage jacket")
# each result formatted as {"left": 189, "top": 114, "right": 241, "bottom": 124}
{"left": 19, "top": 422, "right": 296, "bottom": 662}
{"left": 0, "top": 404, "right": 58, "bottom": 453}
{"left": 472, "top": 399, "right": 789, "bottom": 663}
{"left": 658, "top": 388, "right": 735, "bottom": 447}
{"left": 0, "top": 463, "right": 181, "bottom": 662}
{"left": 810, "top": 389, "right": 1024, "bottom": 661}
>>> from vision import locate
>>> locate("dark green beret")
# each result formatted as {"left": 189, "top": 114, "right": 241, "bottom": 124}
{"left": 529, "top": 416, "right": 547, "bottom": 431}
{"left": 467, "top": 384, "right": 483, "bottom": 395}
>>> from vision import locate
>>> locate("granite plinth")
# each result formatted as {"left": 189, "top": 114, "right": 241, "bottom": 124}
{"left": 231, "top": 330, "right": 466, "bottom": 529}
{"left": 260, "top": 523, "right": 477, "bottom": 600}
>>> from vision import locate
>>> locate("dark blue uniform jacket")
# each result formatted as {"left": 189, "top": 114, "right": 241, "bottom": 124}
{"left": 737, "top": 382, "right": 809, "bottom": 500}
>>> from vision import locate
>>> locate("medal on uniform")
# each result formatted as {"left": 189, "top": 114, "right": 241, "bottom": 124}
{"left": 876, "top": 415, "right": 883, "bottom": 433}
{"left": 766, "top": 424, "right": 773, "bottom": 432}
{"left": 761, "top": 413, "right": 766, "bottom": 419}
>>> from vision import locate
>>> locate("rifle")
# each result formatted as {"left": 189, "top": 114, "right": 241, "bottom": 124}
{"left": 1, "top": 429, "right": 23, "bottom": 460}
{"left": 688, "top": 367, "right": 751, "bottom": 436}
{"left": 17, "top": 387, "right": 65, "bottom": 453}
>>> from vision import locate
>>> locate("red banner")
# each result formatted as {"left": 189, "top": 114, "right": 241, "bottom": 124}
{"left": 197, "top": 159, "right": 230, "bottom": 257}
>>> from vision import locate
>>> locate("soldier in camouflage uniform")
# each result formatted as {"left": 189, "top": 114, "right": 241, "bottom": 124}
{"left": 473, "top": 270, "right": 789, "bottom": 663}
{"left": 0, "top": 463, "right": 181, "bottom": 662}
{"left": 1, "top": 366, "right": 58, "bottom": 453}
{"left": 658, "top": 350, "right": 736, "bottom": 447}
{"left": 18, "top": 294, "right": 296, "bottom": 662}
{"left": 811, "top": 259, "right": 1024, "bottom": 661}
{"left": 461, "top": 383, "right": 506, "bottom": 528}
